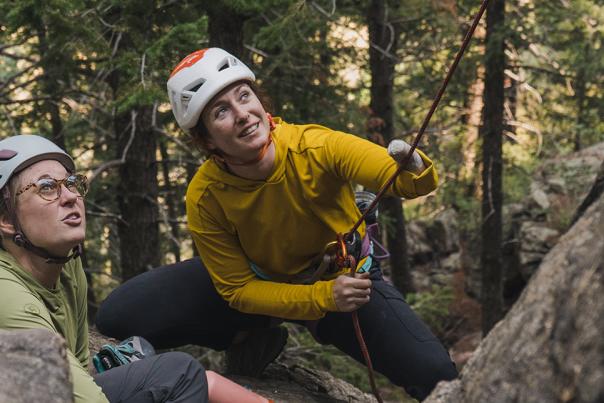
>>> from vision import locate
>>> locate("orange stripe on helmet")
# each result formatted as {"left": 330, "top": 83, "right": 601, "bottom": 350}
{"left": 169, "top": 49, "right": 209, "bottom": 78}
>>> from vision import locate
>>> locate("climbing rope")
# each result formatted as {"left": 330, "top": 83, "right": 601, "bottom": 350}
{"left": 347, "top": 0, "right": 490, "bottom": 240}
{"left": 334, "top": 234, "right": 383, "bottom": 402}
{"left": 336, "top": 1, "right": 491, "bottom": 401}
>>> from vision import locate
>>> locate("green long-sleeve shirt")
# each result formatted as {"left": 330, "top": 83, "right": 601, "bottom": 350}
{"left": 0, "top": 250, "right": 108, "bottom": 403}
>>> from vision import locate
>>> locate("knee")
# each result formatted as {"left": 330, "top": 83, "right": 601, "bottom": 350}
{"left": 161, "top": 351, "right": 206, "bottom": 379}
{"left": 152, "top": 352, "right": 208, "bottom": 401}
{"left": 407, "top": 352, "right": 458, "bottom": 400}
{"left": 427, "top": 353, "right": 458, "bottom": 384}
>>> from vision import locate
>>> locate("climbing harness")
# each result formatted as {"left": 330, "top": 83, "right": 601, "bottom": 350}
{"left": 333, "top": 1, "right": 491, "bottom": 401}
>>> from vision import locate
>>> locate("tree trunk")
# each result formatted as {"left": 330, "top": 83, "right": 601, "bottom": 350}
{"left": 480, "top": 0, "right": 505, "bottom": 335}
{"left": 35, "top": 24, "right": 66, "bottom": 149}
{"left": 115, "top": 107, "right": 160, "bottom": 280}
{"left": 99, "top": 4, "right": 161, "bottom": 280}
{"left": 159, "top": 138, "right": 181, "bottom": 262}
{"left": 462, "top": 66, "right": 485, "bottom": 198}
{"left": 206, "top": 5, "right": 248, "bottom": 56}
{"left": 367, "top": 0, "right": 413, "bottom": 295}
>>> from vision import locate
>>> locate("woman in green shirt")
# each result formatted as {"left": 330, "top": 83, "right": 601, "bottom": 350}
{"left": 0, "top": 134, "right": 270, "bottom": 403}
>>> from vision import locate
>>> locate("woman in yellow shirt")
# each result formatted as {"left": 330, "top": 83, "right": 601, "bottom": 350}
{"left": 97, "top": 48, "right": 457, "bottom": 400}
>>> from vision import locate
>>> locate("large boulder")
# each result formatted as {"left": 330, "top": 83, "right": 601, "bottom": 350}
{"left": 0, "top": 329, "right": 73, "bottom": 403}
{"left": 424, "top": 187, "right": 604, "bottom": 403}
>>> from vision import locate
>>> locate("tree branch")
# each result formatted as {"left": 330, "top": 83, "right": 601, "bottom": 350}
{"left": 87, "top": 110, "right": 137, "bottom": 183}
{"left": 0, "top": 96, "right": 51, "bottom": 105}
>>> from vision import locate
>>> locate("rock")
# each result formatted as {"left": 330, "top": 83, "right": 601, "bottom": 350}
{"left": 408, "top": 209, "right": 460, "bottom": 264}
{"left": 407, "top": 221, "right": 433, "bottom": 264}
{"left": 529, "top": 183, "right": 550, "bottom": 210}
{"left": 533, "top": 142, "right": 604, "bottom": 216}
{"left": 0, "top": 326, "right": 380, "bottom": 403}
{"left": 502, "top": 202, "right": 525, "bottom": 221}
{"left": 424, "top": 189, "right": 604, "bottom": 403}
{"left": 545, "top": 177, "right": 566, "bottom": 194}
{"left": 572, "top": 160, "right": 604, "bottom": 225}
{"left": 449, "top": 331, "right": 481, "bottom": 369}
{"left": 408, "top": 209, "right": 461, "bottom": 291}
{"left": 518, "top": 223, "right": 560, "bottom": 252}
{"left": 427, "top": 209, "right": 460, "bottom": 257}
{"left": 517, "top": 223, "right": 560, "bottom": 279}
{"left": 0, "top": 329, "right": 73, "bottom": 403}
{"left": 440, "top": 252, "right": 461, "bottom": 273}
{"left": 424, "top": 379, "right": 462, "bottom": 403}
{"left": 231, "top": 357, "right": 378, "bottom": 402}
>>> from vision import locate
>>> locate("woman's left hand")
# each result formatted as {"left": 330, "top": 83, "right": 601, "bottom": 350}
{"left": 332, "top": 272, "right": 372, "bottom": 312}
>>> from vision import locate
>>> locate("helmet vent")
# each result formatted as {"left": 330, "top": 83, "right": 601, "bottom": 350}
{"left": 218, "top": 60, "right": 230, "bottom": 72}
{"left": 181, "top": 94, "right": 192, "bottom": 108}
{"left": 189, "top": 83, "right": 203, "bottom": 92}
{"left": 185, "top": 78, "right": 206, "bottom": 93}
{"left": 0, "top": 150, "right": 17, "bottom": 160}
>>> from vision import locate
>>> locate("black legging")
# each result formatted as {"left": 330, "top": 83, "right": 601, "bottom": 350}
{"left": 96, "top": 258, "right": 457, "bottom": 400}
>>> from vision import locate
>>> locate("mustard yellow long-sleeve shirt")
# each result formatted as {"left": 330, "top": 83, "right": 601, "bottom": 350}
{"left": 186, "top": 118, "right": 438, "bottom": 320}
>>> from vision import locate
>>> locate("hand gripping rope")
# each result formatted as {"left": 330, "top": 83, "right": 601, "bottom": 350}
{"left": 333, "top": 1, "right": 490, "bottom": 401}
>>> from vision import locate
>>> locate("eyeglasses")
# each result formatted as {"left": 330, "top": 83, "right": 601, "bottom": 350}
{"left": 15, "top": 174, "right": 89, "bottom": 201}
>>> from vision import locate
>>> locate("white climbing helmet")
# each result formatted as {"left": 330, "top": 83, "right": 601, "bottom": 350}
{"left": 0, "top": 134, "right": 74, "bottom": 190}
{"left": 167, "top": 48, "right": 256, "bottom": 130}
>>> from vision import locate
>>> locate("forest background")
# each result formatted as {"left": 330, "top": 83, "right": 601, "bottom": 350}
{"left": 1, "top": 0, "right": 603, "bottom": 400}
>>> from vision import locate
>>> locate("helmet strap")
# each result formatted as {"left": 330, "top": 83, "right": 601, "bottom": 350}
{"left": 13, "top": 232, "right": 81, "bottom": 264}
{"left": 2, "top": 178, "right": 81, "bottom": 265}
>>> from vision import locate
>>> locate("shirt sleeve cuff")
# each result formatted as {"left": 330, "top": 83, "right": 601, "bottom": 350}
{"left": 313, "top": 279, "right": 338, "bottom": 313}
{"left": 412, "top": 149, "right": 439, "bottom": 195}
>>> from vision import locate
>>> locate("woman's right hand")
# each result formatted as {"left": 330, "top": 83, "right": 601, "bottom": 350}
{"left": 332, "top": 272, "right": 372, "bottom": 312}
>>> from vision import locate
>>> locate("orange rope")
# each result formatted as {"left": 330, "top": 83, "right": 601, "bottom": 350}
{"left": 336, "top": 234, "right": 383, "bottom": 403}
